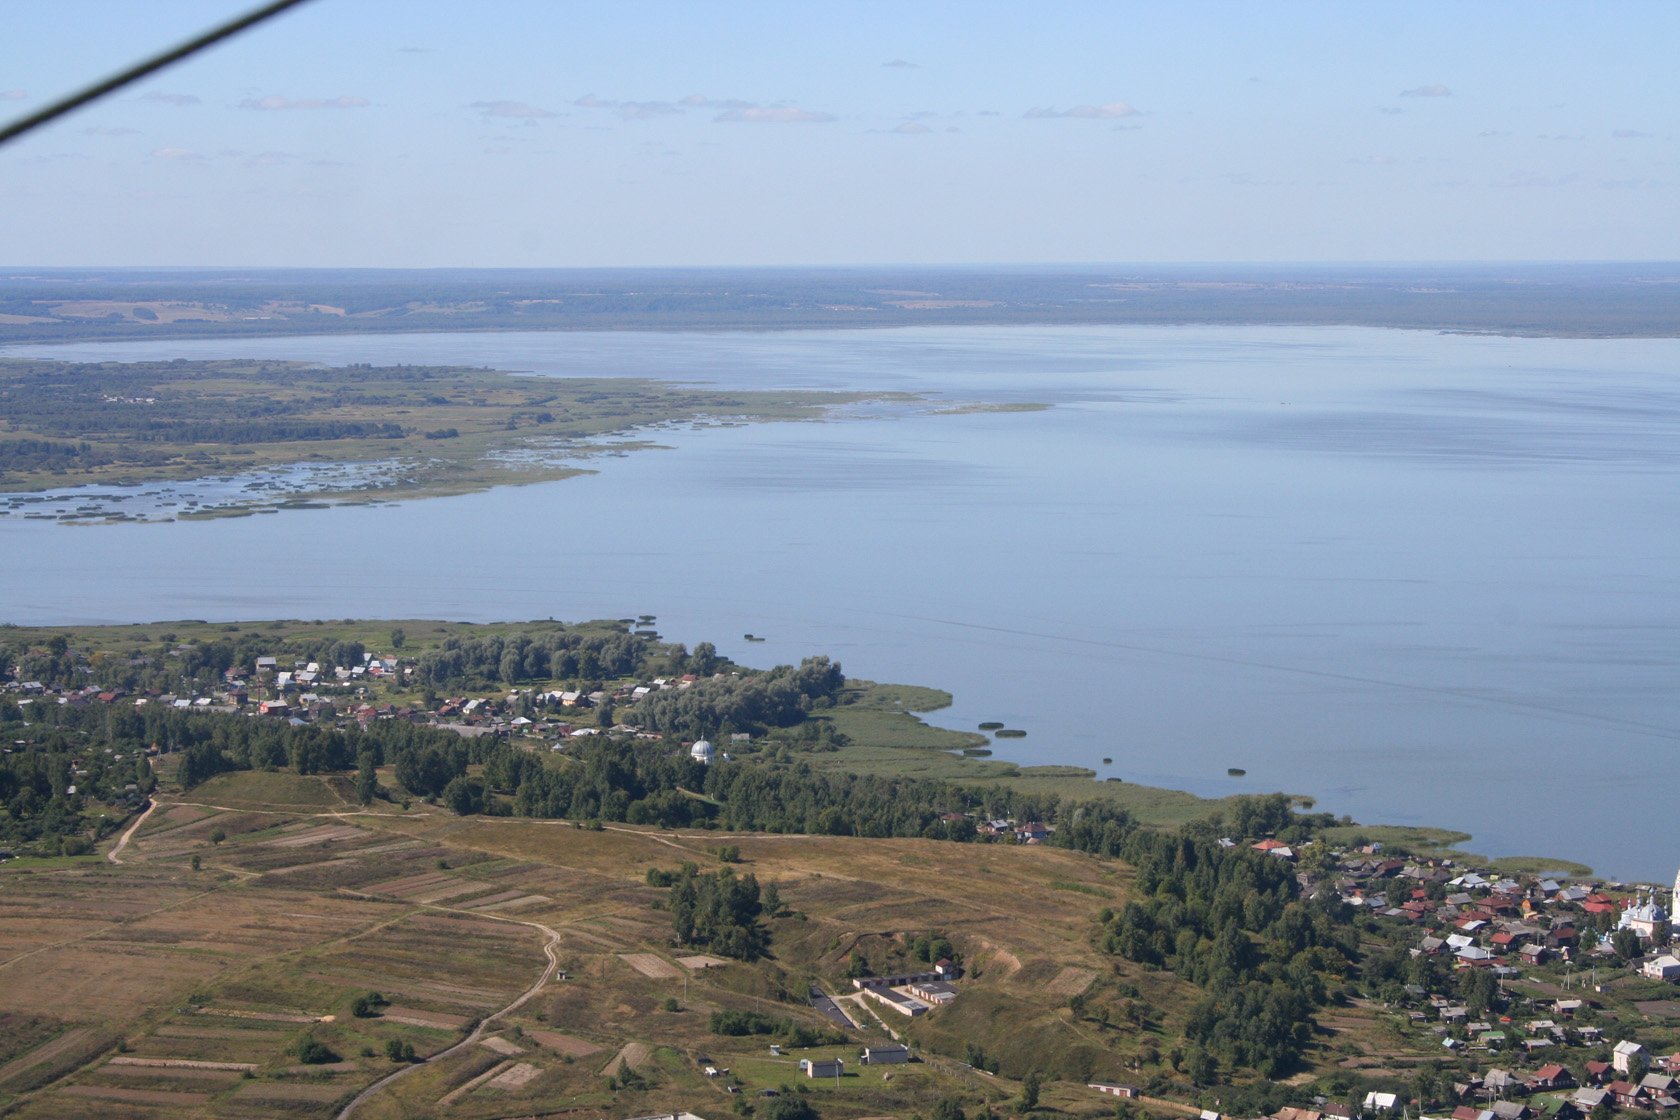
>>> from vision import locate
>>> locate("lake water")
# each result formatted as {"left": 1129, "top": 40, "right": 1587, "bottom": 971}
{"left": 4, "top": 325, "right": 1677, "bottom": 880}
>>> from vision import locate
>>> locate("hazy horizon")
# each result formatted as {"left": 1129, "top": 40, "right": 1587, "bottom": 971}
{"left": 5, "top": 2, "right": 1677, "bottom": 268}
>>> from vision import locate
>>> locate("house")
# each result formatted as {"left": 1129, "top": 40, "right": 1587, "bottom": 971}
{"left": 1584, "top": 1061, "right": 1613, "bottom": 1085}
{"left": 799, "top": 1058, "right": 844, "bottom": 1079}
{"left": 1571, "top": 1089, "right": 1609, "bottom": 1112}
{"left": 1089, "top": 1084, "right": 1139, "bottom": 1099}
{"left": 861, "top": 1045, "right": 909, "bottom": 1065}
{"left": 1643, "top": 954, "right": 1680, "bottom": 981}
{"left": 1484, "top": 1069, "right": 1521, "bottom": 1096}
{"left": 1607, "top": 1081, "right": 1646, "bottom": 1109}
{"left": 1364, "top": 1092, "right": 1400, "bottom": 1113}
{"left": 934, "top": 958, "right": 962, "bottom": 979}
{"left": 1489, "top": 1104, "right": 1530, "bottom": 1120}
{"left": 1643, "top": 1075, "right": 1680, "bottom": 1098}
{"left": 1615, "top": 1040, "right": 1647, "bottom": 1074}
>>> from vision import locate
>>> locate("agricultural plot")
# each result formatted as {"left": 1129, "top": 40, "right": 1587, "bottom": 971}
{"left": 3, "top": 772, "right": 1181, "bottom": 1120}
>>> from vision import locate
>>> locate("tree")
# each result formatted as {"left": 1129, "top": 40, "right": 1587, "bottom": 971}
{"left": 932, "top": 1099, "right": 968, "bottom": 1120}
{"left": 443, "top": 776, "right": 483, "bottom": 816}
{"left": 690, "top": 641, "right": 720, "bottom": 676}
{"left": 389, "top": 627, "right": 406, "bottom": 650}
{"left": 356, "top": 750, "right": 378, "bottom": 806}
{"left": 1020, "top": 1070, "right": 1041, "bottom": 1111}
{"left": 385, "top": 1038, "right": 416, "bottom": 1062}
{"left": 761, "top": 1098, "right": 819, "bottom": 1120}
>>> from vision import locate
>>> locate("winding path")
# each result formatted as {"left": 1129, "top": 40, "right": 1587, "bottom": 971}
{"left": 334, "top": 904, "right": 564, "bottom": 1119}
{"left": 106, "top": 798, "right": 157, "bottom": 864}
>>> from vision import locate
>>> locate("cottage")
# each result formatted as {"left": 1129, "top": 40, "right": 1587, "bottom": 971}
{"left": 1364, "top": 1093, "right": 1400, "bottom": 1113}
{"left": 799, "top": 1058, "right": 844, "bottom": 1079}
{"left": 861, "top": 1045, "right": 909, "bottom": 1065}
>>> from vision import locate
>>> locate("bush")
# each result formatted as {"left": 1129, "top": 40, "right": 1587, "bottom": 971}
{"left": 351, "top": 991, "right": 388, "bottom": 1018}
{"left": 384, "top": 1039, "right": 416, "bottom": 1062}
{"left": 294, "top": 1037, "right": 339, "bottom": 1065}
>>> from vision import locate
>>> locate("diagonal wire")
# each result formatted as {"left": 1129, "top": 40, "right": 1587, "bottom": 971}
{"left": 0, "top": 0, "right": 316, "bottom": 148}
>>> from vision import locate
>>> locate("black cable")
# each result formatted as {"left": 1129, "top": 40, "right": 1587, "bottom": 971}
{"left": 0, "top": 0, "right": 317, "bottom": 148}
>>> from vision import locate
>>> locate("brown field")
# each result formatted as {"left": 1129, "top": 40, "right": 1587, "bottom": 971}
{"left": 59, "top": 1083, "right": 212, "bottom": 1105}
{"left": 0, "top": 1028, "right": 99, "bottom": 1086}
{"left": 0, "top": 769, "right": 1324, "bottom": 1120}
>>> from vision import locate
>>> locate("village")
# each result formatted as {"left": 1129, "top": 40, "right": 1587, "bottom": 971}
{"left": 4, "top": 637, "right": 1679, "bottom": 1120}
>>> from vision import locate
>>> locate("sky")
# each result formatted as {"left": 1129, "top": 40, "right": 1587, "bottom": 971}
{"left": 2, "top": 1, "right": 1677, "bottom": 268}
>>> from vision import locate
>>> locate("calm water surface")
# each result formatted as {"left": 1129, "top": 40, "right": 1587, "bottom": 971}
{"left": 4, "top": 326, "right": 1677, "bottom": 879}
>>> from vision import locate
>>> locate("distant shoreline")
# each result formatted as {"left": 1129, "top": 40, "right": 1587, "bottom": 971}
{"left": 3, "top": 263, "right": 1676, "bottom": 344}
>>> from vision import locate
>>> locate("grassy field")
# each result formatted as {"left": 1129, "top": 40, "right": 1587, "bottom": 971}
{"left": 816, "top": 682, "right": 1259, "bottom": 829}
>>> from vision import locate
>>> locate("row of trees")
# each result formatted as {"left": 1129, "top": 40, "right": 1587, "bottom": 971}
{"left": 413, "top": 629, "right": 649, "bottom": 688}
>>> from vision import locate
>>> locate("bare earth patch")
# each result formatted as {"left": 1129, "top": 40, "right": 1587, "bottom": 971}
{"left": 601, "top": 1041, "right": 651, "bottom": 1077}
{"left": 526, "top": 1030, "right": 602, "bottom": 1057}
{"left": 1045, "top": 966, "right": 1098, "bottom": 998}
{"left": 618, "top": 952, "right": 682, "bottom": 980}
{"left": 381, "top": 1006, "right": 469, "bottom": 1030}
{"left": 60, "top": 1083, "right": 211, "bottom": 1106}
{"left": 480, "top": 1035, "right": 525, "bottom": 1056}
{"left": 676, "top": 954, "right": 730, "bottom": 970}
{"left": 487, "top": 1060, "right": 543, "bottom": 1090}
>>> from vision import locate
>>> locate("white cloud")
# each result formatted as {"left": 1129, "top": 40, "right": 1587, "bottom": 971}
{"left": 1024, "top": 102, "right": 1139, "bottom": 119}
{"left": 470, "top": 100, "right": 558, "bottom": 119}
{"left": 1612, "top": 129, "right": 1651, "bottom": 139}
{"left": 574, "top": 94, "right": 680, "bottom": 120}
{"left": 714, "top": 105, "right": 836, "bottom": 123}
{"left": 1376, "top": 107, "right": 1404, "bottom": 115}
{"left": 1, "top": 89, "right": 25, "bottom": 101}
{"left": 1348, "top": 154, "right": 1396, "bottom": 165}
{"left": 1399, "top": 84, "right": 1452, "bottom": 98}
{"left": 892, "top": 122, "right": 931, "bottom": 134}
{"left": 240, "top": 95, "right": 369, "bottom": 111}
{"left": 883, "top": 59, "right": 920, "bottom": 69}
{"left": 141, "top": 91, "right": 199, "bottom": 106}
{"left": 151, "top": 147, "right": 203, "bottom": 160}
